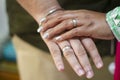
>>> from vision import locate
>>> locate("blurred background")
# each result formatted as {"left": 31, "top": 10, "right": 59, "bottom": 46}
{"left": 0, "top": 0, "right": 18, "bottom": 80}
{"left": 0, "top": 0, "right": 115, "bottom": 80}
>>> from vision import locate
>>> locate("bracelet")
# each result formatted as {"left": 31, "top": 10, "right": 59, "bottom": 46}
{"left": 37, "top": 8, "right": 63, "bottom": 33}
{"left": 45, "top": 8, "right": 63, "bottom": 17}
{"left": 106, "top": 7, "right": 120, "bottom": 41}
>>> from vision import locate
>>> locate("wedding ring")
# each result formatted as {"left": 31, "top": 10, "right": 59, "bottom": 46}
{"left": 62, "top": 46, "right": 71, "bottom": 52}
{"left": 72, "top": 19, "right": 77, "bottom": 27}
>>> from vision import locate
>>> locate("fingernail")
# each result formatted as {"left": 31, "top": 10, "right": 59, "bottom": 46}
{"left": 86, "top": 71, "right": 94, "bottom": 79}
{"left": 37, "top": 26, "right": 43, "bottom": 33}
{"left": 97, "top": 62, "right": 103, "bottom": 69}
{"left": 43, "top": 33, "right": 49, "bottom": 39}
{"left": 58, "top": 65, "right": 64, "bottom": 71}
{"left": 55, "top": 36, "right": 62, "bottom": 41}
{"left": 78, "top": 69, "right": 84, "bottom": 76}
{"left": 40, "top": 17, "right": 46, "bottom": 25}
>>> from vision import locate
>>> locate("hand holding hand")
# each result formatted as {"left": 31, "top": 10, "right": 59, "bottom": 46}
{"left": 41, "top": 10, "right": 114, "bottom": 41}
{"left": 38, "top": 10, "right": 103, "bottom": 79}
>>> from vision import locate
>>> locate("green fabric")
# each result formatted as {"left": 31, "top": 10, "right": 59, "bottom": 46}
{"left": 106, "top": 7, "right": 120, "bottom": 41}
{"left": 7, "top": 0, "right": 120, "bottom": 55}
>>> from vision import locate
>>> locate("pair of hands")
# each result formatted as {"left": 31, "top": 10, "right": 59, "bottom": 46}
{"left": 39, "top": 10, "right": 114, "bottom": 79}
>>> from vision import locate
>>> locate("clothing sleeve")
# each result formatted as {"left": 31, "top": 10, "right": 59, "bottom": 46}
{"left": 106, "top": 7, "right": 120, "bottom": 41}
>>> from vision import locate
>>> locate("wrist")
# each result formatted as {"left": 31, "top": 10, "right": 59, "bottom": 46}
{"left": 37, "top": 8, "right": 63, "bottom": 33}
{"left": 35, "top": 6, "right": 62, "bottom": 24}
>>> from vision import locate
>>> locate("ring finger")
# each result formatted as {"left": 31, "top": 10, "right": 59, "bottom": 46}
{"left": 58, "top": 40, "right": 85, "bottom": 76}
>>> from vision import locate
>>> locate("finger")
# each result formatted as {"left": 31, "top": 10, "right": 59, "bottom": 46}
{"left": 43, "top": 19, "right": 79, "bottom": 39}
{"left": 42, "top": 19, "right": 89, "bottom": 40}
{"left": 41, "top": 33, "right": 64, "bottom": 71}
{"left": 52, "top": 18, "right": 92, "bottom": 41}
{"left": 58, "top": 41, "right": 85, "bottom": 76}
{"left": 69, "top": 39, "right": 94, "bottom": 79}
{"left": 53, "top": 27, "right": 86, "bottom": 41}
{"left": 42, "top": 11, "right": 80, "bottom": 32}
{"left": 81, "top": 38, "right": 103, "bottom": 69}
{"left": 42, "top": 11, "right": 67, "bottom": 32}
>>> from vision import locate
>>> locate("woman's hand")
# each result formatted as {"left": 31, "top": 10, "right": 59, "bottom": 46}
{"left": 41, "top": 10, "right": 114, "bottom": 41}
{"left": 42, "top": 33, "right": 103, "bottom": 78}
{"left": 39, "top": 10, "right": 103, "bottom": 79}
{"left": 16, "top": 0, "right": 104, "bottom": 78}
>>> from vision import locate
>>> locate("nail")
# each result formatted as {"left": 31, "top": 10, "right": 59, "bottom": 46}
{"left": 96, "top": 62, "right": 103, "bottom": 69}
{"left": 86, "top": 71, "right": 94, "bottom": 79}
{"left": 37, "top": 26, "right": 43, "bottom": 33}
{"left": 43, "top": 33, "right": 49, "bottom": 39}
{"left": 78, "top": 69, "right": 84, "bottom": 76}
{"left": 55, "top": 36, "right": 62, "bottom": 41}
{"left": 58, "top": 65, "right": 64, "bottom": 71}
{"left": 40, "top": 17, "right": 46, "bottom": 25}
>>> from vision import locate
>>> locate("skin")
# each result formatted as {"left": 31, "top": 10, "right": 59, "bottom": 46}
{"left": 41, "top": 10, "right": 114, "bottom": 41}
{"left": 17, "top": 0, "right": 103, "bottom": 78}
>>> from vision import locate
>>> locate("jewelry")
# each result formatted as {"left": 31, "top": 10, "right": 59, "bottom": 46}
{"left": 37, "top": 8, "right": 63, "bottom": 33}
{"left": 62, "top": 46, "right": 71, "bottom": 52}
{"left": 45, "top": 8, "right": 63, "bottom": 17}
{"left": 72, "top": 19, "right": 77, "bottom": 27}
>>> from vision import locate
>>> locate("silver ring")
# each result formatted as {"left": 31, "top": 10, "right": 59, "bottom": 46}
{"left": 62, "top": 46, "right": 71, "bottom": 52}
{"left": 72, "top": 19, "right": 77, "bottom": 27}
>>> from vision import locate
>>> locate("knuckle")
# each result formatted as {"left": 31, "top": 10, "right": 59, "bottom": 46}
{"left": 77, "top": 50, "right": 86, "bottom": 57}
{"left": 93, "top": 54, "right": 101, "bottom": 61}
{"left": 73, "top": 64, "right": 81, "bottom": 71}
{"left": 80, "top": 10, "right": 91, "bottom": 20}
{"left": 63, "top": 20, "right": 69, "bottom": 26}
{"left": 84, "top": 40, "right": 96, "bottom": 51}
{"left": 52, "top": 49, "right": 60, "bottom": 57}
{"left": 64, "top": 49, "right": 74, "bottom": 57}
{"left": 72, "top": 28, "right": 80, "bottom": 36}
{"left": 88, "top": 44, "right": 96, "bottom": 51}
{"left": 84, "top": 64, "right": 92, "bottom": 71}
{"left": 63, "top": 20, "right": 72, "bottom": 29}
{"left": 56, "top": 15, "right": 63, "bottom": 21}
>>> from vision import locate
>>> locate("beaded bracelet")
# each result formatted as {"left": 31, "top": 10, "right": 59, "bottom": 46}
{"left": 37, "top": 8, "right": 63, "bottom": 33}
{"left": 106, "top": 7, "right": 120, "bottom": 41}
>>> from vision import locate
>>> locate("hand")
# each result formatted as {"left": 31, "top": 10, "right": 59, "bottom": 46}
{"left": 41, "top": 34, "right": 103, "bottom": 78}
{"left": 41, "top": 10, "right": 114, "bottom": 41}
{"left": 17, "top": 0, "right": 103, "bottom": 78}
{"left": 39, "top": 10, "right": 103, "bottom": 78}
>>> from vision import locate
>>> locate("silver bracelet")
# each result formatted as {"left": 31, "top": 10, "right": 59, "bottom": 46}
{"left": 37, "top": 8, "right": 63, "bottom": 33}
{"left": 45, "top": 8, "right": 63, "bottom": 17}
